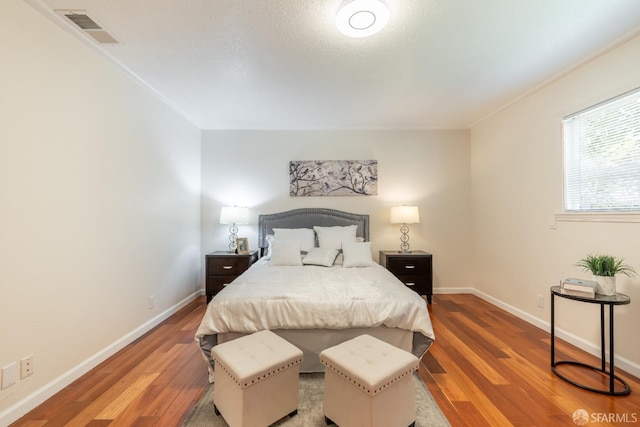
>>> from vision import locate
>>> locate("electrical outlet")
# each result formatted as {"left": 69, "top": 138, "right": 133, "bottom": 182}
{"left": 2, "top": 362, "right": 18, "bottom": 389}
{"left": 537, "top": 294, "right": 544, "bottom": 308}
{"left": 148, "top": 295, "right": 155, "bottom": 309}
{"left": 21, "top": 355, "right": 34, "bottom": 379}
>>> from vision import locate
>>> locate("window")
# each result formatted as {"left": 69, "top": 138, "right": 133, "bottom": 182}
{"left": 563, "top": 88, "right": 640, "bottom": 212}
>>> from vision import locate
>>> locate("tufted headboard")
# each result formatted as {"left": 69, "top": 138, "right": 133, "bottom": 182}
{"left": 258, "top": 208, "right": 369, "bottom": 249}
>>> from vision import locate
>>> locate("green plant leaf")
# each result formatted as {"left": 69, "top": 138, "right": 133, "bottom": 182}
{"left": 575, "top": 254, "right": 637, "bottom": 278}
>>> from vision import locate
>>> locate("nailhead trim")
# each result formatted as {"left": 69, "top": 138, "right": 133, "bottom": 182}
{"left": 320, "top": 360, "right": 417, "bottom": 396}
{"left": 214, "top": 357, "right": 303, "bottom": 389}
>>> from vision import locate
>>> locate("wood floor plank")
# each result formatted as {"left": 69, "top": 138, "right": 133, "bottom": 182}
{"left": 432, "top": 372, "right": 469, "bottom": 402}
{"left": 95, "top": 373, "right": 159, "bottom": 420}
{"left": 449, "top": 401, "right": 491, "bottom": 427}
{"left": 431, "top": 319, "right": 509, "bottom": 385}
{"left": 11, "top": 294, "right": 640, "bottom": 426}
{"left": 430, "top": 345, "right": 514, "bottom": 426}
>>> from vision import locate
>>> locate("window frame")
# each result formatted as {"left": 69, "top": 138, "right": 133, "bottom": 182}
{"left": 560, "top": 87, "right": 640, "bottom": 222}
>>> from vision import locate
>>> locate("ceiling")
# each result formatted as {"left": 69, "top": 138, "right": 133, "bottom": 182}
{"left": 30, "top": 0, "right": 640, "bottom": 130}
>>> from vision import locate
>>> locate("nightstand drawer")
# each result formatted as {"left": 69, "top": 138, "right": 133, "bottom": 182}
{"left": 395, "top": 275, "right": 429, "bottom": 294}
{"left": 207, "top": 257, "right": 250, "bottom": 276}
{"left": 206, "top": 276, "right": 237, "bottom": 295}
{"left": 387, "top": 256, "right": 429, "bottom": 275}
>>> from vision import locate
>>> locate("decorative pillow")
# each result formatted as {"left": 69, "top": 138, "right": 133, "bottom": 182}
{"left": 333, "top": 237, "right": 366, "bottom": 265}
{"left": 342, "top": 241, "right": 374, "bottom": 268}
{"left": 302, "top": 248, "right": 340, "bottom": 267}
{"left": 273, "top": 228, "right": 315, "bottom": 253}
{"left": 313, "top": 225, "right": 358, "bottom": 250}
{"left": 263, "top": 234, "right": 275, "bottom": 260}
{"left": 269, "top": 240, "right": 303, "bottom": 266}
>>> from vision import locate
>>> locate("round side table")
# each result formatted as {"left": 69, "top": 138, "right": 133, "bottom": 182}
{"left": 550, "top": 285, "right": 631, "bottom": 396}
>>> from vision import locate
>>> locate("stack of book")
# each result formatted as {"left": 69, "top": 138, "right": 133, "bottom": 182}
{"left": 561, "top": 278, "right": 597, "bottom": 297}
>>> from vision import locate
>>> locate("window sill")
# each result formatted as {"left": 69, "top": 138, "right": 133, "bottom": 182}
{"left": 555, "top": 212, "right": 640, "bottom": 224}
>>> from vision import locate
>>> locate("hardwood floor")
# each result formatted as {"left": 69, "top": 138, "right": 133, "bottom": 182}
{"left": 11, "top": 294, "right": 640, "bottom": 426}
{"left": 420, "top": 294, "right": 640, "bottom": 427}
{"left": 10, "top": 299, "right": 210, "bottom": 427}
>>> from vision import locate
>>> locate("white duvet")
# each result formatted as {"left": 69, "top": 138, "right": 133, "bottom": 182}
{"left": 195, "top": 258, "right": 435, "bottom": 344}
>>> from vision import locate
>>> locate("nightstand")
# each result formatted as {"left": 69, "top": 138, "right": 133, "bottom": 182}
{"left": 205, "top": 250, "right": 259, "bottom": 303}
{"left": 379, "top": 250, "right": 433, "bottom": 304}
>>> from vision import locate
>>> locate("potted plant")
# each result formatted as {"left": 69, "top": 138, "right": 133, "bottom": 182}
{"left": 575, "top": 254, "right": 637, "bottom": 296}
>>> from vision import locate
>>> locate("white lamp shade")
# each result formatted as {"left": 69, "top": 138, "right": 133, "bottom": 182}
{"left": 220, "top": 206, "right": 249, "bottom": 225}
{"left": 390, "top": 206, "right": 420, "bottom": 224}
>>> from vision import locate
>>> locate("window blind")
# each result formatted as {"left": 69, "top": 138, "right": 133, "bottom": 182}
{"left": 563, "top": 88, "right": 640, "bottom": 211}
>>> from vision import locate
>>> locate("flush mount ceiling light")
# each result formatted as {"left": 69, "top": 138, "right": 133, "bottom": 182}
{"left": 336, "top": 0, "right": 390, "bottom": 38}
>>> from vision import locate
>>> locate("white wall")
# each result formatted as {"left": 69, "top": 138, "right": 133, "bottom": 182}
{"left": 201, "top": 130, "right": 471, "bottom": 288}
{"left": 470, "top": 35, "right": 640, "bottom": 375}
{"left": 0, "top": 1, "right": 201, "bottom": 421}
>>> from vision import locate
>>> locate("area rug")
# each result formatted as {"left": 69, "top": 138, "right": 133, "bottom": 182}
{"left": 183, "top": 373, "right": 450, "bottom": 426}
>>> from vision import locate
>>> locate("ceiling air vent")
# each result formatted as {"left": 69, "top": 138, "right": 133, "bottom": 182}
{"left": 55, "top": 10, "right": 119, "bottom": 44}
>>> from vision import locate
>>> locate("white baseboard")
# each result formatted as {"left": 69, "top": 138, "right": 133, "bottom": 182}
{"left": 435, "top": 287, "right": 640, "bottom": 379}
{"left": 0, "top": 291, "right": 201, "bottom": 427}
{"left": 435, "top": 286, "right": 474, "bottom": 295}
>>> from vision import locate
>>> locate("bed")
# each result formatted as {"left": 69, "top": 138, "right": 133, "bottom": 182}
{"left": 195, "top": 208, "right": 435, "bottom": 381}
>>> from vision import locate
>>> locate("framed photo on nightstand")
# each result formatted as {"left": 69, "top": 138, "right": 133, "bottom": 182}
{"left": 236, "top": 237, "right": 249, "bottom": 254}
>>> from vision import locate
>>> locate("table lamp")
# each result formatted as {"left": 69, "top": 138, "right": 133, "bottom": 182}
{"left": 390, "top": 205, "right": 420, "bottom": 253}
{"left": 220, "top": 206, "right": 249, "bottom": 252}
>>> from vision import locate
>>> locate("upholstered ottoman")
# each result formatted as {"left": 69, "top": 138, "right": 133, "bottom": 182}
{"left": 319, "top": 334, "right": 419, "bottom": 427}
{"left": 211, "top": 330, "right": 303, "bottom": 427}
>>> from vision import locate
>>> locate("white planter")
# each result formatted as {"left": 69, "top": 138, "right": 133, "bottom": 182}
{"left": 594, "top": 275, "right": 616, "bottom": 296}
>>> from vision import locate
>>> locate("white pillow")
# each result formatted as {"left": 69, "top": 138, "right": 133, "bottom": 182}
{"left": 302, "top": 248, "right": 340, "bottom": 267}
{"left": 263, "top": 234, "right": 274, "bottom": 260}
{"left": 273, "top": 228, "right": 315, "bottom": 252}
{"left": 342, "top": 241, "right": 374, "bottom": 268}
{"left": 269, "top": 240, "right": 303, "bottom": 266}
{"left": 333, "top": 237, "right": 365, "bottom": 265}
{"left": 313, "top": 225, "right": 357, "bottom": 249}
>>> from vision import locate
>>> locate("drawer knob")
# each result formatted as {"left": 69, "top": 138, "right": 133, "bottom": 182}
{"left": 406, "top": 282, "right": 416, "bottom": 286}
{"left": 222, "top": 265, "right": 233, "bottom": 270}
{"left": 405, "top": 265, "right": 415, "bottom": 269}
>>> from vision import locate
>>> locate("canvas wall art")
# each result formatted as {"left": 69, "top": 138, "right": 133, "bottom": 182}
{"left": 290, "top": 160, "right": 378, "bottom": 196}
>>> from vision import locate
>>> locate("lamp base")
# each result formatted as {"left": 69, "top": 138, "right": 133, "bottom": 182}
{"left": 398, "top": 224, "right": 411, "bottom": 253}
{"left": 228, "top": 223, "right": 238, "bottom": 252}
